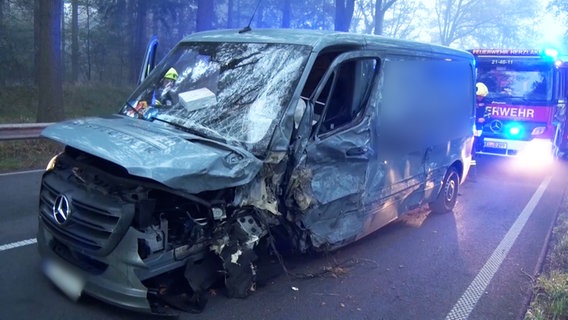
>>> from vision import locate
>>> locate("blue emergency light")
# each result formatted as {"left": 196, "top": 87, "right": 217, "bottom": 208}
{"left": 505, "top": 122, "right": 523, "bottom": 138}
{"left": 544, "top": 48, "right": 558, "bottom": 59}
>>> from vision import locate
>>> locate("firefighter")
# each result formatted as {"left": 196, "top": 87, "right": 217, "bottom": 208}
{"left": 153, "top": 67, "right": 179, "bottom": 107}
{"left": 473, "top": 82, "right": 489, "bottom": 160}
{"left": 476, "top": 82, "right": 489, "bottom": 125}
{"left": 128, "top": 67, "right": 178, "bottom": 119}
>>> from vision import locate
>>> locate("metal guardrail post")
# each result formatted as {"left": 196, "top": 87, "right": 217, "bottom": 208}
{"left": 0, "top": 123, "right": 53, "bottom": 140}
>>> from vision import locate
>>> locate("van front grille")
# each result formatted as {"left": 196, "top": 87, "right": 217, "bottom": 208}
{"left": 39, "top": 171, "right": 135, "bottom": 257}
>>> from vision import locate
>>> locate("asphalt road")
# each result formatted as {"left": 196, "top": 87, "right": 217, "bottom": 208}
{"left": 0, "top": 156, "right": 566, "bottom": 320}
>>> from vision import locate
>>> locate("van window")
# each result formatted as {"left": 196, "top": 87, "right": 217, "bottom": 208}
{"left": 314, "top": 58, "right": 377, "bottom": 134}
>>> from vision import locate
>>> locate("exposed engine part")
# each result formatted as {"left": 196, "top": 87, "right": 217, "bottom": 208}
{"left": 210, "top": 214, "right": 267, "bottom": 298}
{"left": 221, "top": 244, "right": 257, "bottom": 298}
{"left": 235, "top": 214, "right": 267, "bottom": 248}
{"left": 137, "top": 226, "right": 165, "bottom": 258}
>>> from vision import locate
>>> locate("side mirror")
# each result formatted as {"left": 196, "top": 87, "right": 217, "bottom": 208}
{"left": 294, "top": 99, "right": 307, "bottom": 129}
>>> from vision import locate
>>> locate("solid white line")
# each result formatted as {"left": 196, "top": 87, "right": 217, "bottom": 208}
{"left": 445, "top": 175, "right": 552, "bottom": 320}
{"left": 0, "top": 238, "right": 37, "bottom": 252}
{"left": 0, "top": 169, "right": 44, "bottom": 177}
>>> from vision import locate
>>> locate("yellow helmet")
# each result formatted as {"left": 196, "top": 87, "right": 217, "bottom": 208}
{"left": 476, "top": 82, "right": 488, "bottom": 97}
{"left": 164, "top": 67, "right": 178, "bottom": 81}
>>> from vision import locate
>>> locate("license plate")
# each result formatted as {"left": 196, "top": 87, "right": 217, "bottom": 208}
{"left": 484, "top": 141, "right": 507, "bottom": 149}
{"left": 43, "top": 259, "right": 84, "bottom": 301}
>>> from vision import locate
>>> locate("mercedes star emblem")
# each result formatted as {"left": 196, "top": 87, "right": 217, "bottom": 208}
{"left": 489, "top": 120, "right": 503, "bottom": 133}
{"left": 52, "top": 194, "right": 71, "bottom": 225}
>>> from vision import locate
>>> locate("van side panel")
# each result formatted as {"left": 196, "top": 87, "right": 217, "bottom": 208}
{"left": 376, "top": 55, "right": 474, "bottom": 193}
{"left": 347, "top": 54, "right": 475, "bottom": 243}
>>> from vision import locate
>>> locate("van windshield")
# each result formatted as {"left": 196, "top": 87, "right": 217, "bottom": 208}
{"left": 121, "top": 42, "right": 311, "bottom": 155}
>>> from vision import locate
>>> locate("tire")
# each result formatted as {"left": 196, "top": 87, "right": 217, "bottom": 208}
{"left": 429, "top": 167, "right": 460, "bottom": 214}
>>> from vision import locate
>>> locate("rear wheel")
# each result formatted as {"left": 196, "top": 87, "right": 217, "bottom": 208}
{"left": 429, "top": 167, "right": 460, "bottom": 213}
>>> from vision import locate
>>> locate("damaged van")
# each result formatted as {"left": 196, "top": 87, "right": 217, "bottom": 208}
{"left": 37, "top": 29, "right": 475, "bottom": 315}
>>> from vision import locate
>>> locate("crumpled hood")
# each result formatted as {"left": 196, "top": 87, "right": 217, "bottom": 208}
{"left": 41, "top": 115, "right": 263, "bottom": 194}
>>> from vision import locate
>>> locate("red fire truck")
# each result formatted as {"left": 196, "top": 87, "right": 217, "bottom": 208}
{"left": 557, "top": 58, "right": 568, "bottom": 158}
{"left": 470, "top": 49, "right": 568, "bottom": 160}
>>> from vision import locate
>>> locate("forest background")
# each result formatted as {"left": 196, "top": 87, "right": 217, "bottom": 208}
{"left": 1, "top": 0, "right": 567, "bottom": 124}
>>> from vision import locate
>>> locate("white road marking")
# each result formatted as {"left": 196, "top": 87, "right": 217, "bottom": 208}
{"left": 445, "top": 175, "right": 552, "bottom": 320}
{"left": 0, "top": 238, "right": 37, "bottom": 252}
{"left": 0, "top": 169, "right": 44, "bottom": 177}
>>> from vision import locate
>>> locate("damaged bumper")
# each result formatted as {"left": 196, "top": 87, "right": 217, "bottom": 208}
{"left": 37, "top": 224, "right": 159, "bottom": 314}
{"left": 37, "top": 152, "right": 270, "bottom": 315}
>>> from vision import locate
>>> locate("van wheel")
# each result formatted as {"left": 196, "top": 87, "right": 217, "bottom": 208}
{"left": 429, "top": 167, "right": 460, "bottom": 213}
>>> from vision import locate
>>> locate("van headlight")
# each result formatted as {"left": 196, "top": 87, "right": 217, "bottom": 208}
{"left": 46, "top": 153, "right": 62, "bottom": 171}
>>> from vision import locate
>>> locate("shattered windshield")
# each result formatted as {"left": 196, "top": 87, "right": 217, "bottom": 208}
{"left": 121, "top": 42, "right": 311, "bottom": 154}
{"left": 476, "top": 63, "right": 553, "bottom": 103}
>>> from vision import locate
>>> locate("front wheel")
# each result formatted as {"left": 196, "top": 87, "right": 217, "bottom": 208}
{"left": 429, "top": 167, "right": 460, "bottom": 213}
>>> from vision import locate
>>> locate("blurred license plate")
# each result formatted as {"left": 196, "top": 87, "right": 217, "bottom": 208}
{"left": 484, "top": 141, "right": 507, "bottom": 149}
{"left": 44, "top": 259, "right": 84, "bottom": 301}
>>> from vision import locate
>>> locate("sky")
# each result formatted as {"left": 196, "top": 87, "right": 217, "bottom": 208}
{"left": 537, "top": 9, "right": 567, "bottom": 51}
{"left": 410, "top": 0, "right": 568, "bottom": 51}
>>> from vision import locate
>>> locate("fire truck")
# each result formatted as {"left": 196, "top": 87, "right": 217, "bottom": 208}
{"left": 557, "top": 58, "right": 568, "bottom": 158}
{"left": 470, "top": 49, "right": 568, "bottom": 159}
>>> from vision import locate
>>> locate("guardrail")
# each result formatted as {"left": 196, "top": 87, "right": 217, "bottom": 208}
{"left": 0, "top": 123, "right": 53, "bottom": 141}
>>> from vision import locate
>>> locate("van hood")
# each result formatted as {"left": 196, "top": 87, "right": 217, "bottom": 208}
{"left": 41, "top": 115, "right": 263, "bottom": 194}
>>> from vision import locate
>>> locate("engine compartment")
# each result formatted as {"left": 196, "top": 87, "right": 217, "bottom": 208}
{"left": 43, "top": 146, "right": 288, "bottom": 313}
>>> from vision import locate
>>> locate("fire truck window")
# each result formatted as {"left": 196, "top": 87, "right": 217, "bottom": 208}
{"left": 527, "top": 73, "right": 547, "bottom": 98}
{"left": 477, "top": 67, "right": 552, "bottom": 101}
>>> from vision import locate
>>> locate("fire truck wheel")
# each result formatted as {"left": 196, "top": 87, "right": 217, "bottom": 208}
{"left": 429, "top": 167, "right": 460, "bottom": 214}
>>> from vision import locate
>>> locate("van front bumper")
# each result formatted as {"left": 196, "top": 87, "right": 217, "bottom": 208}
{"left": 37, "top": 221, "right": 165, "bottom": 315}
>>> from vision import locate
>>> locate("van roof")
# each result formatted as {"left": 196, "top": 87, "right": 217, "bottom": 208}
{"left": 181, "top": 28, "right": 472, "bottom": 59}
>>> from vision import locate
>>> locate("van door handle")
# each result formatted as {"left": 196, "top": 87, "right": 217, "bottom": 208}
{"left": 346, "top": 146, "right": 368, "bottom": 156}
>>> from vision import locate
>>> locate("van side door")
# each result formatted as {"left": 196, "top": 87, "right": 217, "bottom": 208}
{"left": 289, "top": 52, "right": 379, "bottom": 250}
{"left": 356, "top": 56, "right": 434, "bottom": 237}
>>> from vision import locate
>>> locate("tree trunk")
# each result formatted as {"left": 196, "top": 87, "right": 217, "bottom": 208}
{"left": 71, "top": 0, "right": 79, "bottom": 83}
{"left": 227, "top": 0, "right": 234, "bottom": 28}
{"left": 60, "top": 0, "right": 65, "bottom": 82}
{"left": 374, "top": 0, "right": 398, "bottom": 35}
{"left": 335, "top": 0, "right": 354, "bottom": 32}
{"left": 86, "top": 0, "right": 91, "bottom": 81}
{"left": 37, "top": 0, "right": 64, "bottom": 122}
{"left": 197, "top": 0, "right": 214, "bottom": 31}
{"left": 34, "top": 0, "right": 40, "bottom": 86}
{"left": 0, "top": 0, "right": 4, "bottom": 86}
{"left": 281, "top": 0, "right": 291, "bottom": 28}
{"left": 0, "top": 0, "right": 4, "bottom": 28}
{"left": 129, "top": 0, "right": 147, "bottom": 84}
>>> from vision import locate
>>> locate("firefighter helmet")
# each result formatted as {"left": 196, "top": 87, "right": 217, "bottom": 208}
{"left": 164, "top": 67, "right": 178, "bottom": 81}
{"left": 476, "top": 82, "right": 488, "bottom": 97}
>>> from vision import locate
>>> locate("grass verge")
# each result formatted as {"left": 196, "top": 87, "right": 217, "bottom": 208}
{"left": 0, "top": 84, "right": 131, "bottom": 173}
{"left": 524, "top": 192, "right": 568, "bottom": 320}
{"left": 0, "top": 139, "right": 63, "bottom": 173}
